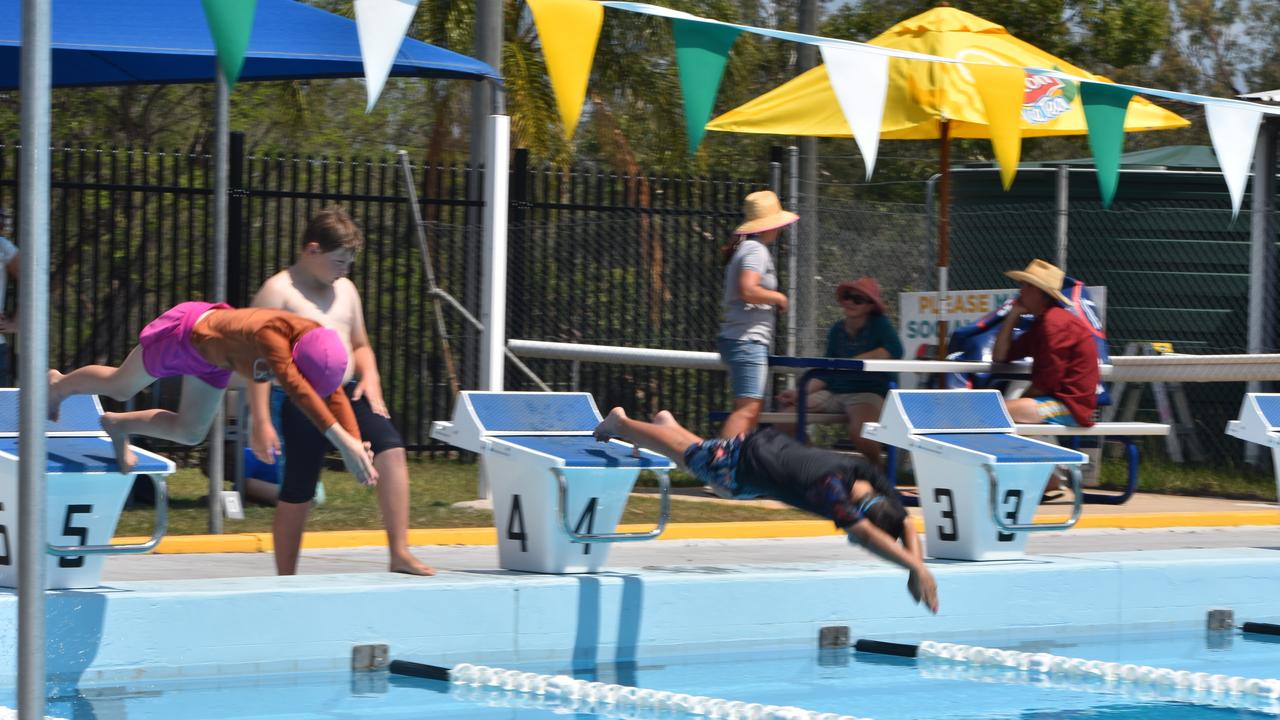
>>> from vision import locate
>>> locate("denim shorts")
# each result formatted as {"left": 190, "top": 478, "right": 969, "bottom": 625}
{"left": 717, "top": 337, "right": 768, "bottom": 400}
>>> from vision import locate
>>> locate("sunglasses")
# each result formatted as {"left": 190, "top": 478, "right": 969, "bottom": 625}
{"left": 840, "top": 293, "right": 873, "bottom": 305}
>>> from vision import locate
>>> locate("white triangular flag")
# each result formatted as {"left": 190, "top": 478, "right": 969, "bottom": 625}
{"left": 1205, "top": 103, "right": 1264, "bottom": 219}
{"left": 819, "top": 43, "right": 889, "bottom": 180}
{"left": 354, "top": 0, "right": 421, "bottom": 112}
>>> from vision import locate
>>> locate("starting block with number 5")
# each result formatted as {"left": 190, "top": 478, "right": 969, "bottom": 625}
{"left": 432, "top": 392, "right": 674, "bottom": 574}
{"left": 1225, "top": 393, "right": 1280, "bottom": 504}
{"left": 0, "top": 389, "right": 173, "bottom": 589}
{"left": 863, "top": 389, "right": 1088, "bottom": 561}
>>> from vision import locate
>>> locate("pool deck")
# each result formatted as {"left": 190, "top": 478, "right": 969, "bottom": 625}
{"left": 0, "top": 491, "right": 1276, "bottom": 687}
{"left": 100, "top": 490, "right": 1280, "bottom": 580}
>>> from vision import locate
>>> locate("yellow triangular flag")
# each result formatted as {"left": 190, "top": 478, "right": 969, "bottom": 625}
{"left": 969, "top": 63, "right": 1026, "bottom": 190}
{"left": 527, "top": 0, "right": 604, "bottom": 140}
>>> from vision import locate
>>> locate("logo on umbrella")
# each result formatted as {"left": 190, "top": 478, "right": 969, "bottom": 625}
{"left": 1023, "top": 72, "right": 1076, "bottom": 124}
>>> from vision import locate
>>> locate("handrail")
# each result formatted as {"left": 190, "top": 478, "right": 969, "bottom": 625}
{"left": 47, "top": 474, "right": 168, "bottom": 557}
{"left": 986, "top": 465, "right": 1082, "bottom": 533}
{"left": 554, "top": 467, "right": 669, "bottom": 543}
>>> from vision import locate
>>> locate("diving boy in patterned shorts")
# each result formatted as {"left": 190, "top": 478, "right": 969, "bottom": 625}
{"left": 593, "top": 407, "right": 938, "bottom": 613}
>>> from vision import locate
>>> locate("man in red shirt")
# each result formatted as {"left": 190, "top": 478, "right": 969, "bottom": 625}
{"left": 993, "top": 259, "right": 1099, "bottom": 428}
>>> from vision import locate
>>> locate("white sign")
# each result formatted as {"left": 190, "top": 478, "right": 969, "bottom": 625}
{"left": 898, "top": 286, "right": 1107, "bottom": 362}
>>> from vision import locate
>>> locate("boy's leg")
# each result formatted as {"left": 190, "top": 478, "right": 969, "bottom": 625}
{"left": 49, "top": 346, "right": 155, "bottom": 421}
{"left": 372, "top": 447, "right": 434, "bottom": 575}
{"left": 595, "top": 407, "right": 702, "bottom": 466}
{"left": 99, "top": 373, "right": 222, "bottom": 471}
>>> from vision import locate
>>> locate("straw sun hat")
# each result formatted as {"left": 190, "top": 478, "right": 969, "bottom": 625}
{"left": 734, "top": 190, "right": 800, "bottom": 236}
{"left": 1005, "top": 259, "right": 1070, "bottom": 305}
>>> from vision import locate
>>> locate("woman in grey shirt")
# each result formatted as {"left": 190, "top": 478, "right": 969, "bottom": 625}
{"left": 717, "top": 190, "right": 797, "bottom": 438}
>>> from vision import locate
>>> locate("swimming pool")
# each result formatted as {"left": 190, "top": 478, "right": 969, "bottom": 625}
{"left": 4, "top": 545, "right": 1279, "bottom": 718}
{"left": 11, "top": 621, "right": 1278, "bottom": 719}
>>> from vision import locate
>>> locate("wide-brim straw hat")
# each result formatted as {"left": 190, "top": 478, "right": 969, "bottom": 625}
{"left": 834, "top": 277, "right": 887, "bottom": 314}
{"left": 734, "top": 190, "right": 800, "bottom": 236}
{"left": 1005, "top": 259, "right": 1071, "bottom": 306}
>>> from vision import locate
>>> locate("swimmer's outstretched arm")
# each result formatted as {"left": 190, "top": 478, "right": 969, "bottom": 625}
{"left": 850, "top": 519, "right": 939, "bottom": 614}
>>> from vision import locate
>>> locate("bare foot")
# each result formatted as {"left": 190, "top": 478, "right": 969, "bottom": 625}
{"left": 390, "top": 553, "right": 436, "bottom": 577}
{"left": 592, "top": 407, "right": 627, "bottom": 442}
{"left": 100, "top": 412, "right": 137, "bottom": 473}
{"left": 47, "top": 369, "right": 64, "bottom": 422}
{"left": 654, "top": 410, "right": 676, "bottom": 426}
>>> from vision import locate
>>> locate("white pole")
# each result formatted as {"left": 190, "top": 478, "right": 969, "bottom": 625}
{"left": 208, "top": 66, "right": 229, "bottom": 533}
{"left": 1245, "top": 119, "right": 1277, "bottom": 466}
{"left": 479, "top": 114, "right": 510, "bottom": 392}
{"left": 17, "top": 0, "right": 51, "bottom": 717}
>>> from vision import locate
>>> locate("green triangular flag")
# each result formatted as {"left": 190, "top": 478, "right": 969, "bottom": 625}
{"left": 1080, "top": 82, "right": 1135, "bottom": 209}
{"left": 202, "top": 0, "right": 258, "bottom": 89}
{"left": 672, "top": 19, "right": 740, "bottom": 155}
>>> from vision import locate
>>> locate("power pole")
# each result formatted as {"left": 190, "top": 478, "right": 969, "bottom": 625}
{"left": 466, "top": 0, "right": 504, "bottom": 389}
{"left": 797, "top": 0, "right": 819, "bottom": 355}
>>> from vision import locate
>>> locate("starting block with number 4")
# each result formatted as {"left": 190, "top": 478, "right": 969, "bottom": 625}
{"left": 863, "top": 389, "right": 1088, "bottom": 561}
{"left": 432, "top": 392, "right": 674, "bottom": 574}
{"left": 0, "top": 389, "right": 173, "bottom": 589}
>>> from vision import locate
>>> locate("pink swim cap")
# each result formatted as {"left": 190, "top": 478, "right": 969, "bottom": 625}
{"left": 292, "top": 327, "right": 348, "bottom": 397}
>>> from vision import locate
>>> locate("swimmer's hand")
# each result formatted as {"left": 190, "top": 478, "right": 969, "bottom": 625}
{"left": 352, "top": 375, "right": 390, "bottom": 419}
{"left": 909, "top": 567, "right": 939, "bottom": 614}
{"left": 326, "top": 424, "right": 379, "bottom": 486}
{"left": 250, "top": 421, "right": 281, "bottom": 464}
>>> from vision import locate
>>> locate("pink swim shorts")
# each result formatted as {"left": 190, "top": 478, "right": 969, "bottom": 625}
{"left": 138, "top": 301, "right": 234, "bottom": 389}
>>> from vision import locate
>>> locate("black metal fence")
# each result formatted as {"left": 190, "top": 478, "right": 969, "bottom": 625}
{"left": 6, "top": 138, "right": 1276, "bottom": 468}
{"left": 2, "top": 139, "right": 765, "bottom": 454}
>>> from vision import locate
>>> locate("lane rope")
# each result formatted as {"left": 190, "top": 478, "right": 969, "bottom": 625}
{"left": 411, "top": 661, "right": 874, "bottom": 720}
{"left": 915, "top": 640, "right": 1280, "bottom": 699}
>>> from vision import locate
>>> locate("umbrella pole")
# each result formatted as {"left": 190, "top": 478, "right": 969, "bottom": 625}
{"left": 936, "top": 120, "right": 951, "bottom": 359}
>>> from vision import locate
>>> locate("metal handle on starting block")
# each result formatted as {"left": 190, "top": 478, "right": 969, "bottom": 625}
{"left": 555, "top": 468, "right": 670, "bottom": 543}
{"left": 985, "top": 465, "right": 1082, "bottom": 532}
{"left": 47, "top": 475, "right": 169, "bottom": 557}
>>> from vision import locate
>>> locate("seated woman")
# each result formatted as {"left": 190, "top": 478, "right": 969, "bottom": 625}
{"left": 776, "top": 277, "right": 903, "bottom": 466}
{"left": 593, "top": 407, "right": 938, "bottom": 613}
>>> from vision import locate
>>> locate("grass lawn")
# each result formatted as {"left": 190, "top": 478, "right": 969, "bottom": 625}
{"left": 115, "top": 458, "right": 814, "bottom": 536}
{"left": 116, "top": 451, "right": 1278, "bottom": 537}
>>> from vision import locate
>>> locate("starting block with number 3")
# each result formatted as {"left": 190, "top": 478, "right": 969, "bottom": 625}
{"left": 0, "top": 389, "right": 173, "bottom": 589}
{"left": 432, "top": 392, "right": 674, "bottom": 574}
{"left": 863, "top": 389, "right": 1088, "bottom": 561}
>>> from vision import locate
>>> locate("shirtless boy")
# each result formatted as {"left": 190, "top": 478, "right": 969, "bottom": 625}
{"left": 248, "top": 207, "right": 432, "bottom": 576}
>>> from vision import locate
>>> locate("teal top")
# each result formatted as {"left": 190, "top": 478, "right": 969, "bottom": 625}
{"left": 816, "top": 314, "right": 903, "bottom": 395}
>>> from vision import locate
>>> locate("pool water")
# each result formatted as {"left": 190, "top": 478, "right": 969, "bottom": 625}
{"left": 10, "top": 622, "right": 1280, "bottom": 719}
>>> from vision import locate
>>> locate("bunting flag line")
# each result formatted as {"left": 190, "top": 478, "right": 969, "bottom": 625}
{"left": 530, "top": 0, "right": 1279, "bottom": 204}
{"left": 969, "top": 63, "right": 1026, "bottom": 190}
{"left": 672, "top": 19, "right": 740, "bottom": 155}
{"left": 527, "top": 0, "right": 605, "bottom": 140}
{"left": 1080, "top": 83, "right": 1136, "bottom": 208}
{"left": 1205, "top": 104, "right": 1264, "bottom": 219}
{"left": 354, "top": 0, "right": 421, "bottom": 113}
{"left": 818, "top": 43, "right": 889, "bottom": 179}
{"left": 201, "top": 0, "right": 258, "bottom": 89}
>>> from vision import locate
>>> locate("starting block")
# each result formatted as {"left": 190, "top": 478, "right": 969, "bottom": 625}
{"left": 1225, "top": 393, "right": 1280, "bottom": 504}
{"left": 863, "top": 389, "right": 1087, "bottom": 561}
{"left": 432, "top": 392, "right": 674, "bottom": 574}
{"left": 0, "top": 390, "right": 173, "bottom": 589}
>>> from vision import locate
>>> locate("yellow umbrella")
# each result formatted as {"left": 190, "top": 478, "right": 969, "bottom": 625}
{"left": 706, "top": 6, "right": 1189, "bottom": 352}
{"left": 708, "top": 7, "right": 1188, "bottom": 140}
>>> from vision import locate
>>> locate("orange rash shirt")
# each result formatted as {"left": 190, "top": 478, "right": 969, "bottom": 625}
{"left": 189, "top": 308, "right": 360, "bottom": 439}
